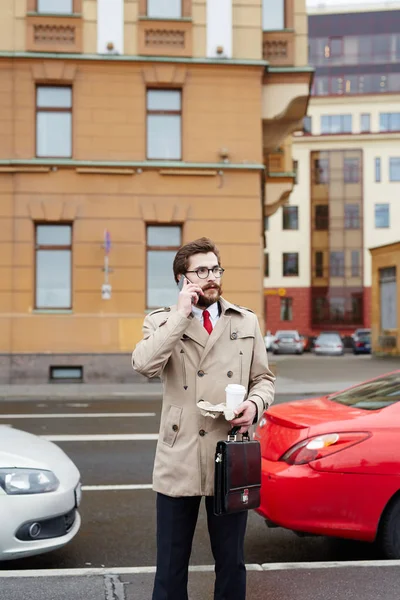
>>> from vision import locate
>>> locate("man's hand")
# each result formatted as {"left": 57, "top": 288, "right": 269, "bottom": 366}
{"left": 177, "top": 277, "right": 204, "bottom": 317}
{"left": 229, "top": 400, "right": 257, "bottom": 434}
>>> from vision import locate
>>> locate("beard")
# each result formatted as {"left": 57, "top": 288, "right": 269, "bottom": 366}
{"left": 197, "top": 283, "right": 223, "bottom": 308}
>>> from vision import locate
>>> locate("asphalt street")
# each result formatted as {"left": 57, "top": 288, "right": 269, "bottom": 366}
{"left": 0, "top": 354, "right": 399, "bottom": 599}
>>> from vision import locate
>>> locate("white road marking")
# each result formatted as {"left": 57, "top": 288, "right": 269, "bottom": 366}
{"left": 82, "top": 484, "right": 152, "bottom": 491}
{"left": 0, "top": 561, "right": 400, "bottom": 577}
{"left": 0, "top": 413, "right": 156, "bottom": 419}
{"left": 40, "top": 434, "right": 159, "bottom": 441}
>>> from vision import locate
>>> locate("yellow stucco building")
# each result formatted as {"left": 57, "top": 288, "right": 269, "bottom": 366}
{"left": 0, "top": 0, "right": 311, "bottom": 382}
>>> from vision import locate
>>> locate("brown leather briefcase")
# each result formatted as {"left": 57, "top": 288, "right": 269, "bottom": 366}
{"left": 214, "top": 428, "right": 261, "bottom": 516}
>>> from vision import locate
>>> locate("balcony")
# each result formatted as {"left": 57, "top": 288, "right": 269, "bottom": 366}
{"left": 263, "top": 30, "right": 295, "bottom": 66}
{"left": 26, "top": 14, "right": 82, "bottom": 53}
{"left": 138, "top": 19, "right": 192, "bottom": 58}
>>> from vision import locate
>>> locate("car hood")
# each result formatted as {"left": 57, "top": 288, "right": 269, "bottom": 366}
{"left": 268, "top": 396, "right": 372, "bottom": 427}
{"left": 0, "top": 426, "right": 77, "bottom": 474}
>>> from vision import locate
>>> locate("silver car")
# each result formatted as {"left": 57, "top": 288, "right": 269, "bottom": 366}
{"left": 0, "top": 426, "right": 81, "bottom": 561}
{"left": 314, "top": 332, "right": 344, "bottom": 356}
{"left": 271, "top": 330, "right": 303, "bottom": 355}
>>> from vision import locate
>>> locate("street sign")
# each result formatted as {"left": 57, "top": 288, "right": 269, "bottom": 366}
{"left": 104, "top": 229, "right": 111, "bottom": 254}
{"left": 102, "top": 284, "right": 112, "bottom": 300}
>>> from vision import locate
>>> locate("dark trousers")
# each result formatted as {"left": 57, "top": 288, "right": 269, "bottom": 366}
{"left": 152, "top": 493, "right": 248, "bottom": 600}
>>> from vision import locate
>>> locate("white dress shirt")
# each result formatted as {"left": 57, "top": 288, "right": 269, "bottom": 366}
{"left": 192, "top": 302, "right": 220, "bottom": 329}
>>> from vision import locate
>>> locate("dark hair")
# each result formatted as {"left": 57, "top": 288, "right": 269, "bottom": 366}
{"left": 173, "top": 237, "right": 221, "bottom": 282}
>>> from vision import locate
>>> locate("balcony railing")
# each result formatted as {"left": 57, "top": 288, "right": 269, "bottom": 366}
{"left": 263, "top": 30, "right": 295, "bottom": 66}
{"left": 138, "top": 19, "right": 192, "bottom": 57}
{"left": 26, "top": 15, "right": 82, "bottom": 53}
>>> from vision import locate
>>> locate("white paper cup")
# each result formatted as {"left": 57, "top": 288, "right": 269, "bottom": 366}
{"left": 225, "top": 384, "right": 247, "bottom": 410}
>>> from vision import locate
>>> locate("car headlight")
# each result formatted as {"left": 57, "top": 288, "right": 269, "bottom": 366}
{"left": 0, "top": 469, "right": 60, "bottom": 495}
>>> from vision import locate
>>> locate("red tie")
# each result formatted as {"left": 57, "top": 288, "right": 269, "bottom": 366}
{"left": 203, "top": 310, "right": 213, "bottom": 335}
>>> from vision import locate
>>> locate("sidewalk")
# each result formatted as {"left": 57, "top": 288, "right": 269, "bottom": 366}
{"left": 1, "top": 562, "right": 399, "bottom": 600}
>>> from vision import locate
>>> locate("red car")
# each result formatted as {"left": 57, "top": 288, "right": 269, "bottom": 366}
{"left": 255, "top": 371, "right": 400, "bottom": 558}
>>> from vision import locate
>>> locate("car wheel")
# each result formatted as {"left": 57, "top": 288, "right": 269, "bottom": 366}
{"left": 353, "top": 350, "right": 358, "bottom": 355}
{"left": 379, "top": 496, "right": 400, "bottom": 559}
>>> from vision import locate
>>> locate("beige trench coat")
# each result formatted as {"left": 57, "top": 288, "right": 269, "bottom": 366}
{"left": 132, "top": 297, "right": 275, "bottom": 497}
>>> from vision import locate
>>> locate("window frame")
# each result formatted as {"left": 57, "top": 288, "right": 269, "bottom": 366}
{"left": 330, "top": 251, "right": 345, "bottom": 277}
{"left": 146, "top": 0, "right": 183, "bottom": 19}
{"left": 351, "top": 250, "right": 360, "bottom": 278}
{"left": 344, "top": 204, "right": 360, "bottom": 229}
{"left": 36, "top": 0, "right": 77, "bottom": 14}
{"left": 36, "top": 85, "right": 73, "bottom": 159}
{"left": 146, "top": 88, "right": 182, "bottom": 161}
{"left": 360, "top": 113, "right": 370, "bottom": 133}
{"left": 375, "top": 157, "right": 381, "bottom": 183}
{"left": 35, "top": 223, "right": 73, "bottom": 310}
{"left": 280, "top": 297, "right": 293, "bottom": 322}
{"left": 343, "top": 157, "right": 360, "bottom": 183}
{"left": 264, "top": 253, "right": 269, "bottom": 278}
{"left": 262, "top": 0, "right": 285, "bottom": 31}
{"left": 282, "top": 252, "right": 299, "bottom": 277}
{"left": 282, "top": 206, "right": 299, "bottom": 230}
{"left": 303, "top": 116, "right": 312, "bottom": 135}
{"left": 315, "top": 204, "right": 329, "bottom": 230}
{"left": 389, "top": 157, "right": 400, "bottom": 182}
{"left": 320, "top": 114, "right": 352, "bottom": 135}
{"left": 315, "top": 251, "right": 324, "bottom": 278}
{"left": 374, "top": 204, "right": 390, "bottom": 229}
{"left": 146, "top": 224, "right": 182, "bottom": 309}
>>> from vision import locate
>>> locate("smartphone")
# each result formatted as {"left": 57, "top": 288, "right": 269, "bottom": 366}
{"left": 178, "top": 275, "right": 196, "bottom": 304}
{"left": 177, "top": 275, "right": 186, "bottom": 292}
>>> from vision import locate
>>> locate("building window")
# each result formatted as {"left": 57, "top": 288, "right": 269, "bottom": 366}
{"left": 330, "top": 251, "right": 345, "bottom": 277}
{"left": 264, "top": 254, "right": 269, "bottom": 277}
{"left": 264, "top": 216, "right": 269, "bottom": 231}
{"left": 380, "top": 267, "right": 397, "bottom": 331}
{"left": 344, "top": 158, "right": 360, "bottom": 183}
{"left": 380, "top": 113, "right": 400, "bottom": 132}
{"left": 147, "top": 225, "right": 181, "bottom": 308}
{"left": 36, "top": 86, "right": 72, "bottom": 158}
{"left": 315, "top": 205, "right": 329, "bottom": 230}
{"left": 375, "top": 157, "right": 381, "bottom": 182}
{"left": 293, "top": 160, "right": 299, "bottom": 184}
{"left": 147, "top": 0, "right": 181, "bottom": 18}
{"left": 321, "top": 115, "right": 352, "bottom": 134}
{"left": 283, "top": 253, "right": 299, "bottom": 277}
{"left": 37, "top": 0, "right": 73, "bottom": 13}
{"left": 330, "top": 297, "right": 345, "bottom": 322}
{"left": 344, "top": 204, "right": 360, "bottom": 229}
{"left": 351, "top": 250, "right": 360, "bottom": 277}
{"left": 389, "top": 157, "right": 400, "bottom": 182}
{"left": 303, "top": 116, "right": 312, "bottom": 135}
{"left": 315, "top": 251, "right": 324, "bottom": 278}
{"left": 262, "top": 0, "right": 284, "bottom": 31}
{"left": 375, "top": 204, "right": 390, "bottom": 228}
{"left": 50, "top": 366, "right": 83, "bottom": 383}
{"left": 35, "top": 224, "right": 72, "bottom": 309}
{"left": 147, "top": 89, "right": 182, "bottom": 160}
{"left": 282, "top": 206, "right": 299, "bottom": 230}
{"left": 280, "top": 297, "right": 292, "bottom": 321}
{"left": 314, "top": 158, "right": 329, "bottom": 184}
{"left": 360, "top": 113, "right": 370, "bottom": 133}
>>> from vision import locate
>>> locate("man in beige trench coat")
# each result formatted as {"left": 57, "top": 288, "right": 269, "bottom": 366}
{"left": 132, "top": 237, "right": 275, "bottom": 600}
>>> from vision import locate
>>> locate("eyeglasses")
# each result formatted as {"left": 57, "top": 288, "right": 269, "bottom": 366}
{"left": 186, "top": 266, "right": 225, "bottom": 279}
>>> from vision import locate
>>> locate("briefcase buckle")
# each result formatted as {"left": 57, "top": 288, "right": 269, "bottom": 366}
{"left": 242, "top": 489, "right": 249, "bottom": 504}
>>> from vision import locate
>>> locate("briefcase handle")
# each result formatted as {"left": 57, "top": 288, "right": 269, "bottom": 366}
{"left": 228, "top": 427, "right": 250, "bottom": 442}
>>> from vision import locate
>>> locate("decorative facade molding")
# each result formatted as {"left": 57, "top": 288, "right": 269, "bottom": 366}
{"left": 139, "top": 200, "right": 190, "bottom": 223}
{"left": 30, "top": 60, "right": 78, "bottom": 82}
{"left": 28, "top": 198, "right": 79, "bottom": 221}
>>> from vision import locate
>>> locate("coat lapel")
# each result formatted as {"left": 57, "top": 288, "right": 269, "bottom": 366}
{"left": 183, "top": 316, "right": 209, "bottom": 347}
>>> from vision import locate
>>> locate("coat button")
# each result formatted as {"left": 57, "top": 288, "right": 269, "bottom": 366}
{"left": 197, "top": 370, "right": 205, "bottom": 377}
{"left": 199, "top": 429, "right": 206, "bottom": 437}
{"left": 227, "top": 371, "right": 233, "bottom": 378}
{"left": 231, "top": 332, "right": 237, "bottom": 340}
{"left": 172, "top": 424, "right": 179, "bottom": 432}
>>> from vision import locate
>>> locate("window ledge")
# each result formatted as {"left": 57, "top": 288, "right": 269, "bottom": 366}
{"left": 263, "top": 28, "right": 294, "bottom": 33}
{"left": 27, "top": 12, "right": 82, "bottom": 18}
{"left": 139, "top": 16, "right": 192, "bottom": 22}
{"left": 32, "top": 309, "right": 73, "bottom": 314}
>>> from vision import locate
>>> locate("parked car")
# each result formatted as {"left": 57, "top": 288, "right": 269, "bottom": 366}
{"left": 255, "top": 371, "right": 400, "bottom": 558}
{"left": 352, "top": 328, "right": 372, "bottom": 355}
{"left": 271, "top": 330, "right": 303, "bottom": 355}
{"left": 0, "top": 426, "right": 81, "bottom": 561}
{"left": 313, "top": 332, "right": 344, "bottom": 356}
{"left": 264, "top": 330, "right": 274, "bottom": 352}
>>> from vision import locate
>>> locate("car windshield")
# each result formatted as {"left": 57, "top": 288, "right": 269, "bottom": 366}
{"left": 358, "top": 332, "right": 371, "bottom": 341}
{"left": 329, "top": 372, "right": 400, "bottom": 410}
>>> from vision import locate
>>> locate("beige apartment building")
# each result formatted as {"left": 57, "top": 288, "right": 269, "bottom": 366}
{"left": 0, "top": 0, "right": 311, "bottom": 382}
